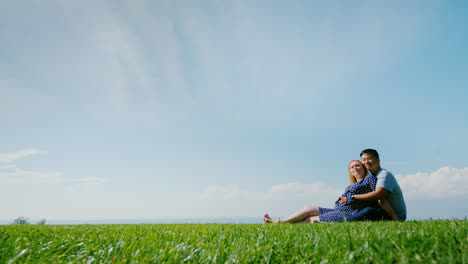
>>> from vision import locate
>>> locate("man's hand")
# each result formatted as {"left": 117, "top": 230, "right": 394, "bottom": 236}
{"left": 339, "top": 197, "right": 347, "bottom": 204}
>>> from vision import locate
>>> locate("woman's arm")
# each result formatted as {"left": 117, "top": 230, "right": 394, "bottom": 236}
{"left": 378, "top": 199, "right": 398, "bottom": 221}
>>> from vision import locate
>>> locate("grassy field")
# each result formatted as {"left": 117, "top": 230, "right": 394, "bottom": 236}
{"left": 0, "top": 220, "right": 466, "bottom": 263}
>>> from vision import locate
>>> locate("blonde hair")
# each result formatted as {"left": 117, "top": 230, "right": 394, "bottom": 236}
{"left": 348, "top": 160, "right": 367, "bottom": 184}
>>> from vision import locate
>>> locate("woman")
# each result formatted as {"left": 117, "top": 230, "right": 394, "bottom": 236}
{"left": 263, "top": 160, "right": 396, "bottom": 223}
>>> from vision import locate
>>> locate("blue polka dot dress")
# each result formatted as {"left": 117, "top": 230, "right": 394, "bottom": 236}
{"left": 319, "top": 175, "right": 379, "bottom": 222}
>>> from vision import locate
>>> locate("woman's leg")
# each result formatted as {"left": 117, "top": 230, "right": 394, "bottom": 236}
{"left": 264, "top": 205, "right": 320, "bottom": 224}
{"left": 301, "top": 216, "right": 320, "bottom": 223}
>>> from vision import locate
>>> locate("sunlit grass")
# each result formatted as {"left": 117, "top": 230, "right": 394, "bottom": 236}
{"left": 0, "top": 220, "right": 466, "bottom": 263}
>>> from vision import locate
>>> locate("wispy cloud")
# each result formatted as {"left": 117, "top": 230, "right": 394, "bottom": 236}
{"left": 0, "top": 149, "right": 104, "bottom": 185}
{"left": 0, "top": 149, "right": 45, "bottom": 163}
{"left": 199, "top": 182, "right": 343, "bottom": 217}
{"left": 0, "top": 168, "right": 104, "bottom": 185}
{"left": 261, "top": 182, "right": 343, "bottom": 201}
{"left": 0, "top": 1, "right": 435, "bottom": 127}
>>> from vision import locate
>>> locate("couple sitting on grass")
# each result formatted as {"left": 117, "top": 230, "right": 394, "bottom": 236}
{"left": 264, "top": 149, "right": 406, "bottom": 223}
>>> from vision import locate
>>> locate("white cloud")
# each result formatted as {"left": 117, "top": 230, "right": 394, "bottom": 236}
{"left": 201, "top": 182, "right": 341, "bottom": 202}
{"left": 198, "top": 182, "right": 343, "bottom": 217}
{"left": 0, "top": 149, "right": 104, "bottom": 185}
{"left": 198, "top": 167, "right": 468, "bottom": 218}
{"left": 396, "top": 167, "right": 468, "bottom": 199}
{"left": 0, "top": 149, "right": 45, "bottom": 163}
{"left": 0, "top": 164, "right": 15, "bottom": 170}
{"left": 260, "top": 182, "right": 342, "bottom": 202}
{"left": 200, "top": 185, "right": 250, "bottom": 201}
{"left": 0, "top": 167, "right": 104, "bottom": 185}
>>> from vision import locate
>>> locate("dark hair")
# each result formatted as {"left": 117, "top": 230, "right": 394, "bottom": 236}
{"left": 360, "top": 149, "right": 380, "bottom": 160}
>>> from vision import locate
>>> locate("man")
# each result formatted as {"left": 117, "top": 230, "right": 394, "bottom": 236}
{"left": 339, "top": 149, "right": 407, "bottom": 221}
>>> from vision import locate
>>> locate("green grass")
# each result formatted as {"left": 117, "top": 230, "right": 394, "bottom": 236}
{"left": 0, "top": 220, "right": 466, "bottom": 263}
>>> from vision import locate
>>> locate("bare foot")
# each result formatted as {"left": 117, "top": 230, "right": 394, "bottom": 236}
{"left": 263, "top": 213, "right": 278, "bottom": 223}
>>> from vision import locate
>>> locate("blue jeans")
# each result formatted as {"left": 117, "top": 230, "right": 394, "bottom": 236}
{"left": 346, "top": 207, "right": 391, "bottom": 222}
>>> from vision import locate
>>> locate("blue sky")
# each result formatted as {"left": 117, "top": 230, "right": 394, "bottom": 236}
{"left": 1, "top": 1, "right": 467, "bottom": 222}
